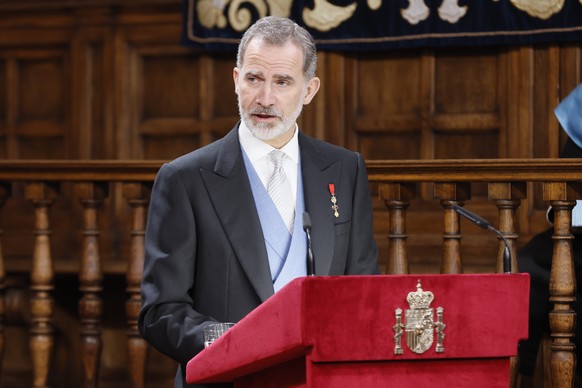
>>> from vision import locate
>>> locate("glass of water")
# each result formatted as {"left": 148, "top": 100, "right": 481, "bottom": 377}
{"left": 203, "top": 322, "right": 235, "bottom": 348}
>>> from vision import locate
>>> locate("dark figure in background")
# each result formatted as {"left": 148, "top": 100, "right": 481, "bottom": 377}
{"left": 138, "top": 16, "right": 379, "bottom": 388}
{"left": 518, "top": 82, "right": 582, "bottom": 385}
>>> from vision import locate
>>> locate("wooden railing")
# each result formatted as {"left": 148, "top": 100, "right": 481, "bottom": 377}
{"left": 0, "top": 160, "right": 161, "bottom": 388}
{"left": 367, "top": 158, "right": 582, "bottom": 388}
{"left": 0, "top": 159, "right": 580, "bottom": 387}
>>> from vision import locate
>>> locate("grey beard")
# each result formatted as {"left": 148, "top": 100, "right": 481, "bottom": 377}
{"left": 238, "top": 101, "right": 303, "bottom": 142}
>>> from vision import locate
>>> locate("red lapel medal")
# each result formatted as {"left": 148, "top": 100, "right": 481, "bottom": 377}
{"left": 328, "top": 183, "right": 340, "bottom": 218}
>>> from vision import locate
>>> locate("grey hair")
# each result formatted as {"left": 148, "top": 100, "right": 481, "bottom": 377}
{"left": 236, "top": 16, "right": 318, "bottom": 80}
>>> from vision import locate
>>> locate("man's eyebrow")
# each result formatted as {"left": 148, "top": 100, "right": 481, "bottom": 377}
{"left": 243, "top": 70, "right": 295, "bottom": 82}
{"left": 274, "top": 74, "right": 294, "bottom": 82}
{"left": 245, "top": 70, "right": 263, "bottom": 77}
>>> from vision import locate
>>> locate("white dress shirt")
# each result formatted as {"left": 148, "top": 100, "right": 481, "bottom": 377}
{"left": 238, "top": 121, "right": 299, "bottom": 205}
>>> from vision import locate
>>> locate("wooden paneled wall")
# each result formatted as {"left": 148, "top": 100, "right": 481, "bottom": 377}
{"left": 0, "top": 0, "right": 581, "bottom": 385}
{"left": 0, "top": 3, "right": 580, "bottom": 163}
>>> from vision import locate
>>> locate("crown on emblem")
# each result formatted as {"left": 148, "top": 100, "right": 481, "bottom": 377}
{"left": 406, "top": 280, "right": 434, "bottom": 309}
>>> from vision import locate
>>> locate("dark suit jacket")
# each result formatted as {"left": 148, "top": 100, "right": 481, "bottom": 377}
{"left": 138, "top": 124, "right": 379, "bottom": 387}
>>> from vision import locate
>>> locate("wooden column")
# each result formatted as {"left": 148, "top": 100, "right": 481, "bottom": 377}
{"left": 76, "top": 182, "right": 108, "bottom": 387}
{"left": 488, "top": 181, "right": 525, "bottom": 388}
{"left": 0, "top": 182, "right": 10, "bottom": 385}
{"left": 25, "top": 182, "right": 59, "bottom": 388}
{"left": 544, "top": 181, "right": 579, "bottom": 388}
{"left": 123, "top": 183, "right": 151, "bottom": 387}
{"left": 434, "top": 183, "right": 471, "bottom": 274}
{"left": 488, "top": 182, "right": 526, "bottom": 274}
{"left": 379, "top": 183, "right": 415, "bottom": 274}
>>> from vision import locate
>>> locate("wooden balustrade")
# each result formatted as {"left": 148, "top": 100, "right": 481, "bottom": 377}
{"left": 123, "top": 183, "right": 151, "bottom": 388}
{"left": 77, "top": 182, "right": 107, "bottom": 388}
{"left": 366, "top": 159, "right": 582, "bottom": 388}
{"left": 26, "top": 182, "right": 58, "bottom": 388}
{"left": 0, "top": 161, "right": 160, "bottom": 387}
{"left": 0, "top": 159, "right": 579, "bottom": 387}
{"left": 0, "top": 183, "right": 8, "bottom": 388}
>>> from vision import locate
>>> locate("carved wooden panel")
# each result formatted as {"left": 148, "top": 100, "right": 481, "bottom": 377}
{"left": 118, "top": 39, "right": 238, "bottom": 160}
{"left": 433, "top": 48, "right": 501, "bottom": 160}
{"left": 79, "top": 41, "right": 108, "bottom": 160}
{"left": 348, "top": 47, "right": 504, "bottom": 162}
{"left": 0, "top": 59, "right": 5, "bottom": 158}
{"left": 349, "top": 52, "right": 423, "bottom": 160}
{"left": 18, "top": 54, "right": 68, "bottom": 158}
{"left": 343, "top": 43, "right": 581, "bottom": 274}
{"left": 0, "top": 50, "right": 70, "bottom": 159}
{"left": 136, "top": 50, "right": 204, "bottom": 159}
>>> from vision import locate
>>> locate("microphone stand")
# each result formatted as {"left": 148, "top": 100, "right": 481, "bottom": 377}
{"left": 451, "top": 204, "right": 512, "bottom": 274}
{"left": 303, "top": 212, "right": 316, "bottom": 276}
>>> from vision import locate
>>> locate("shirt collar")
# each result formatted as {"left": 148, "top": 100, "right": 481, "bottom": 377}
{"left": 238, "top": 121, "right": 300, "bottom": 163}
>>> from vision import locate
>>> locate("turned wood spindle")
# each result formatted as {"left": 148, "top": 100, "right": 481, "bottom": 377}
{"left": 26, "top": 182, "right": 59, "bottom": 388}
{"left": 543, "top": 180, "right": 580, "bottom": 388}
{"left": 379, "top": 183, "right": 415, "bottom": 274}
{"left": 488, "top": 182, "right": 525, "bottom": 388}
{"left": 488, "top": 182, "right": 525, "bottom": 274}
{"left": 124, "top": 183, "right": 150, "bottom": 388}
{"left": 548, "top": 199, "right": 577, "bottom": 388}
{"left": 435, "top": 183, "right": 471, "bottom": 274}
{"left": 0, "top": 182, "right": 10, "bottom": 385}
{"left": 77, "top": 182, "right": 107, "bottom": 387}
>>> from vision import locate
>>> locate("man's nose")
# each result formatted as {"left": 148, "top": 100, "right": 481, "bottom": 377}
{"left": 256, "top": 84, "right": 275, "bottom": 106}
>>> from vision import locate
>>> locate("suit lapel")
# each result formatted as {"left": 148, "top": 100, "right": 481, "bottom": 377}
{"left": 299, "top": 133, "right": 340, "bottom": 276}
{"left": 200, "top": 127, "right": 274, "bottom": 302}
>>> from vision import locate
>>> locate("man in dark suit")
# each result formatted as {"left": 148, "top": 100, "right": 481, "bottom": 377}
{"left": 138, "top": 16, "right": 380, "bottom": 387}
{"left": 518, "top": 82, "right": 582, "bottom": 386}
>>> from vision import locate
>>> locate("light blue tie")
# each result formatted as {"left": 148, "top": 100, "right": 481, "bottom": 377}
{"left": 268, "top": 150, "right": 294, "bottom": 234}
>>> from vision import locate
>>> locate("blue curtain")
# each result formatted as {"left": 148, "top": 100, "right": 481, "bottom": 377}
{"left": 182, "top": 0, "right": 582, "bottom": 51}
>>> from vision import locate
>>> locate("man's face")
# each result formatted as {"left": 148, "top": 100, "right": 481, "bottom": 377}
{"left": 233, "top": 39, "right": 320, "bottom": 147}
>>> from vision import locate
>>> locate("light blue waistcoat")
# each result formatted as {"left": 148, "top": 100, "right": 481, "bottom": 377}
{"left": 242, "top": 150, "right": 308, "bottom": 292}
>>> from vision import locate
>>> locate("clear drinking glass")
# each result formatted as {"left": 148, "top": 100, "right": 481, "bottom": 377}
{"left": 203, "top": 322, "right": 236, "bottom": 348}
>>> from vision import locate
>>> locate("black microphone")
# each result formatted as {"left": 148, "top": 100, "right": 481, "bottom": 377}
{"left": 302, "top": 212, "right": 316, "bottom": 276}
{"left": 451, "top": 204, "right": 512, "bottom": 274}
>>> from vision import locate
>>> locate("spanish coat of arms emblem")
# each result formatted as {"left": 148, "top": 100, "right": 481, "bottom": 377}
{"left": 393, "top": 279, "right": 445, "bottom": 355}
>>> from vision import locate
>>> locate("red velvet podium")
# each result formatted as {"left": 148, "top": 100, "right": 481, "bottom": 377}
{"left": 186, "top": 274, "right": 529, "bottom": 388}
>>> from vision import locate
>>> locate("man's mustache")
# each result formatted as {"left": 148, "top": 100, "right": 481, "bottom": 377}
{"left": 249, "top": 107, "right": 281, "bottom": 117}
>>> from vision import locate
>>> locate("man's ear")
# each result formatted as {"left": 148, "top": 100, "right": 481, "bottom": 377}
{"left": 303, "top": 76, "right": 321, "bottom": 105}
{"left": 233, "top": 67, "right": 239, "bottom": 94}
